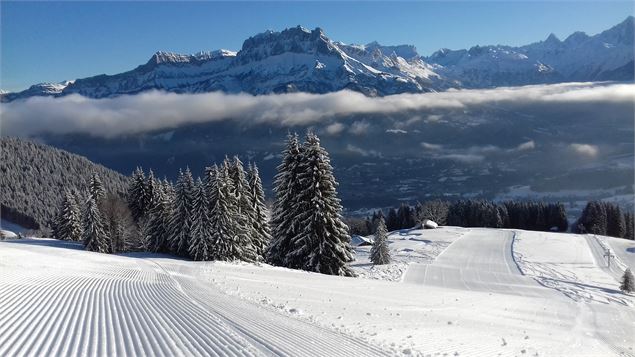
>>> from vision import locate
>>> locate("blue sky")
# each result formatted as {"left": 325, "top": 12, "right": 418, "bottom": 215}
{"left": 1, "top": 1, "right": 632, "bottom": 92}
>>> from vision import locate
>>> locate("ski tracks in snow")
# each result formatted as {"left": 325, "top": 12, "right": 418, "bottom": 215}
{"left": 0, "top": 240, "right": 389, "bottom": 357}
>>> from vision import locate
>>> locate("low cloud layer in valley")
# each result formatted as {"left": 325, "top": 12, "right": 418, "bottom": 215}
{"left": 1, "top": 82, "right": 633, "bottom": 138}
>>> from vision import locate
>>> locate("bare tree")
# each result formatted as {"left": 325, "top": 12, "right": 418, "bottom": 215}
{"left": 99, "top": 194, "right": 137, "bottom": 253}
{"left": 417, "top": 200, "right": 450, "bottom": 226}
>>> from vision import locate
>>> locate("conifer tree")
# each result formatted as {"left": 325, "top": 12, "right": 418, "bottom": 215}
{"left": 89, "top": 172, "right": 106, "bottom": 202}
{"left": 227, "top": 156, "right": 258, "bottom": 261}
{"left": 553, "top": 203, "right": 569, "bottom": 232}
{"left": 248, "top": 163, "right": 272, "bottom": 258}
{"left": 267, "top": 133, "right": 304, "bottom": 266}
{"left": 54, "top": 191, "right": 83, "bottom": 241}
{"left": 209, "top": 163, "right": 241, "bottom": 260}
{"left": 576, "top": 201, "right": 607, "bottom": 235}
{"left": 624, "top": 212, "right": 634, "bottom": 240}
{"left": 189, "top": 178, "right": 214, "bottom": 261}
{"left": 203, "top": 165, "right": 218, "bottom": 213}
{"left": 386, "top": 208, "right": 399, "bottom": 231}
{"left": 607, "top": 204, "right": 625, "bottom": 238}
{"left": 370, "top": 216, "right": 391, "bottom": 265}
{"left": 287, "top": 132, "right": 354, "bottom": 276}
{"left": 168, "top": 168, "right": 195, "bottom": 256}
{"left": 397, "top": 203, "right": 415, "bottom": 229}
{"left": 83, "top": 195, "right": 109, "bottom": 253}
{"left": 145, "top": 169, "right": 157, "bottom": 210}
{"left": 620, "top": 268, "right": 635, "bottom": 293}
{"left": 162, "top": 178, "right": 176, "bottom": 204}
{"left": 127, "top": 167, "right": 147, "bottom": 222}
{"left": 146, "top": 177, "right": 170, "bottom": 253}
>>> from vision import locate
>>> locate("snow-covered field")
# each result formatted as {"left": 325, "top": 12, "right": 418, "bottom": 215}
{"left": 1, "top": 228, "right": 633, "bottom": 356}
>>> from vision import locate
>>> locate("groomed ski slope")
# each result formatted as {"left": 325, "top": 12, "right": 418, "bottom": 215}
{"left": 0, "top": 240, "right": 389, "bottom": 357}
{"left": 0, "top": 228, "right": 633, "bottom": 356}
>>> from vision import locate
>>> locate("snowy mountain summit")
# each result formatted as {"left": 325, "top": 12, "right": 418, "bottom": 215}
{"left": 427, "top": 16, "right": 634, "bottom": 87}
{"left": 2, "top": 17, "right": 633, "bottom": 102}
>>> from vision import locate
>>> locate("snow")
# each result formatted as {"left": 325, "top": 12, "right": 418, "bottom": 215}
{"left": 350, "top": 234, "right": 373, "bottom": 246}
{"left": 514, "top": 231, "right": 631, "bottom": 305}
{"left": 1, "top": 228, "right": 633, "bottom": 356}
{"left": 351, "top": 227, "right": 464, "bottom": 281}
{"left": 422, "top": 219, "right": 438, "bottom": 229}
{"left": 603, "top": 236, "right": 635, "bottom": 270}
{"left": 0, "top": 230, "right": 17, "bottom": 239}
{"left": 0, "top": 218, "right": 27, "bottom": 233}
{"left": 0, "top": 239, "right": 387, "bottom": 356}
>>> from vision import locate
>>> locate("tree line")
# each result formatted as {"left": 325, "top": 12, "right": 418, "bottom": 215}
{"left": 349, "top": 200, "right": 569, "bottom": 235}
{"left": 574, "top": 201, "right": 634, "bottom": 240}
{"left": 54, "top": 132, "right": 356, "bottom": 276}
{"left": 1, "top": 137, "right": 128, "bottom": 232}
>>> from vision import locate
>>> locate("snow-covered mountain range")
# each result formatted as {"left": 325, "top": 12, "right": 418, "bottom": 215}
{"left": 2, "top": 16, "right": 632, "bottom": 101}
{"left": 428, "top": 16, "right": 634, "bottom": 87}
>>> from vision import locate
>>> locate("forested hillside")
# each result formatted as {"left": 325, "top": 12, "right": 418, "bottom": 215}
{"left": 1, "top": 137, "right": 129, "bottom": 230}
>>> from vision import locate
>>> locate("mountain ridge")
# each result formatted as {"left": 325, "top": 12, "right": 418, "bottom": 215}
{"left": 2, "top": 17, "right": 632, "bottom": 102}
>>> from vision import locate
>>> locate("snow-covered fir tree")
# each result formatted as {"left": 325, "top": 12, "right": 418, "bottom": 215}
{"left": 203, "top": 165, "right": 218, "bottom": 213}
{"left": 145, "top": 169, "right": 157, "bottom": 210}
{"left": 286, "top": 132, "right": 355, "bottom": 276}
{"left": 162, "top": 178, "right": 176, "bottom": 204}
{"left": 53, "top": 191, "right": 83, "bottom": 241}
{"left": 127, "top": 167, "right": 147, "bottom": 222}
{"left": 145, "top": 177, "right": 170, "bottom": 253}
{"left": 248, "top": 163, "right": 271, "bottom": 258}
{"left": 188, "top": 178, "right": 215, "bottom": 261}
{"left": 267, "top": 133, "right": 304, "bottom": 266}
{"left": 625, "top": 212, "right": 635, "bottom": 240}
{"left": 208, "top": 163, "right": 253, "bottom": 261}
{"left": 208, "top": 164, "right": 235, "bottom": 260}
{"left": 89, "top": 172, "right": 106, "bottom": 202}
{"left": 82, "top": 195, "right": 109, "bottom": 253}
{"left": 621, "top": 268, "right": 635, "bottom": 293}
{"left": 168, "top": 168, "right": 195, "bottom": 256}
{"left": 227, "top": 156, "right": 258, "bottom": 261}
{"left": 370, "top": 216, "right": 391, "bottom": 265}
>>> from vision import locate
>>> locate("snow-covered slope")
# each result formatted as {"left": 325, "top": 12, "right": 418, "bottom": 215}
{"left": 0, "top": 239, "right": 389, "bottom": 356}
{"left": 3, "top": 17, "right": 631, "bottom": 101}
{"left": 427, "top": 16, "right": 634, "bottom": 87}
{"left": 1, "top": 228, "right": 633, "bottom": 356}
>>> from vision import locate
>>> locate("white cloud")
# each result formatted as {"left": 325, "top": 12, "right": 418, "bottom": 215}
{"left": 2, "top": 82, "right": 632, "bottom": 138}
{"left": 515, "top": 140, "right": 536, "bottom": 151}
{"left": 346, "top": 144, "right": 382, "bottom": 158}
{"left": 424, "top": 114, "right": 443, "bottom": 123}
{"left": 349, "top": 121, "right": 370, "bottom": 136}
{"left": 421, "top": 142, "right": 443, "bottom": 150}
{"left": 386, "top": 129, "right": 407, "bottom": 134}
{"left": 325, "top": 122, "right": 345, "bottom": 135}
{"left": 569, "top": 143, "right": 599, "bottom": 158}
{"left": 425, "top": 141, "right": 536, "bottom": 162}
{"left": 438, "top": 154, "right": 485, "bottom": 163}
